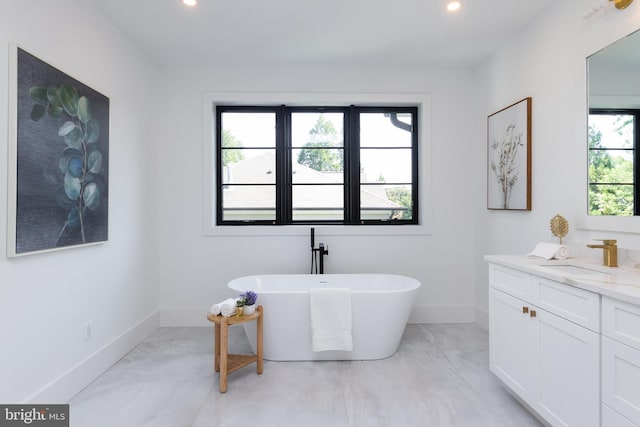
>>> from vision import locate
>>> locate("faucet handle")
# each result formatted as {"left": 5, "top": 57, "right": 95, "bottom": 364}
{"left": 596, "top": 239, "right": 617, "bottom": 245}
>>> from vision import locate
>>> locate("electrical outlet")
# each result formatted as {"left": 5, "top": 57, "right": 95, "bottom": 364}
{"left": 84, "top": 321, "right": 93, "bottom": 341}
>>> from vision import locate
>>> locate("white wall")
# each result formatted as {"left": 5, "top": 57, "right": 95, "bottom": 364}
{"left": 0, "top": 0, "right": 159, "bottom": 402}
{"left": 155, "top": 65, "right": 480, "bottom": 326}
{"left": 474, "top": 0, "right": 640, "bottom": 328}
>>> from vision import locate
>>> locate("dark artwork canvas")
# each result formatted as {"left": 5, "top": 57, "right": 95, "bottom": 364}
{"left": 13, "top": 48, "right": 109, "bottom": 255}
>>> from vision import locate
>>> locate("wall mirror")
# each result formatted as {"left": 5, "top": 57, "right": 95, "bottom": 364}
{"left": 587, "top": 29, "right": 640, "bottom": 216}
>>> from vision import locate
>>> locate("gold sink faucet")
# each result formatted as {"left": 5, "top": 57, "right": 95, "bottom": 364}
{"left": 587, "top": 239, "right": 618, "bottom": 267}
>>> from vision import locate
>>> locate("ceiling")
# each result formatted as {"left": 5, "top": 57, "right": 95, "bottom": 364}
{"left": 88, "top": 0, "right": 555, "bottom": 68}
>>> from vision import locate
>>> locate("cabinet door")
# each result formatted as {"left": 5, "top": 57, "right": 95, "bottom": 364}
{"left": 603, "top": 336, "right": 640, "bottom": 425}
{"left": 489, "top": 288, "right": 536, "bottom": 400}
{"left": 602, "top": 404, "right": 637, "bottom": 427}
{"left": 536, "top": 309, "right": 600, "bottom": 427}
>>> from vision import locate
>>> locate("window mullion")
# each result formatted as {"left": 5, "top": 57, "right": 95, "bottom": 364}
{"left": 411, "top": 108, "right": 419, "bottom": 223}
{"left": 347, "top": 106, "right": 360, "bottom": 224}
{"left": 277, "top": 106, "right": 291, "bottom": 224}
{"left": 215, "top": 108, "right": 224, "bottom": 224}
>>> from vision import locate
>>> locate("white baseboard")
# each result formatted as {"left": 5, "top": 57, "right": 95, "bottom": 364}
{"left": 26, "top": 311, "right": 159, "bottom": 404}
{"left": 160, "top": 308, "right": 212, "bottom": 327}
{"left": 408, "top": 305, "right": 476, "bottom": 324}
{"left": 475, "top": 306, "right": 489, "bottom": 330}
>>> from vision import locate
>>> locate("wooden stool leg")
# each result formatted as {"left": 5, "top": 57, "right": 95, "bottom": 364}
{"left": 214, "top": 323, "right": 221, "bottom": 373}
{"left": 220, "top": 318, "right": 229, "bottom": 393}
{"left": 257, "top": 305, "right": 263, "bottom": 374}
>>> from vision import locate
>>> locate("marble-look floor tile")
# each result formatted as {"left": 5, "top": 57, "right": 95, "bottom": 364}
{"left": 69, "top": 324, "right": 542, "bottom": 427}
{"left": 69, "top": 327, "right": 218, "bottom": 427}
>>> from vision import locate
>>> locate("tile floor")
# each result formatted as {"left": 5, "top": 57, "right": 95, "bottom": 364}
{"left": 69, "top": 324, "right": 542, "bottom": 427}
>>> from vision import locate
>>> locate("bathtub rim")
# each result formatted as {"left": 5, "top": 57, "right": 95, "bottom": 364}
{"left": 227, "top": 273, "right": 421, "bottom": 294}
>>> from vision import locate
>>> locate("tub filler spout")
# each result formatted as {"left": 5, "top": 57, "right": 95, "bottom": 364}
{"left": 310, "top": 228, "right": 329, "bottom": 274}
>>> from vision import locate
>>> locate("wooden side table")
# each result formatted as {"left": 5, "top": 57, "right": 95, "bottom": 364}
{"left": 206, "top": 305, "right": 263, "bottom": 393}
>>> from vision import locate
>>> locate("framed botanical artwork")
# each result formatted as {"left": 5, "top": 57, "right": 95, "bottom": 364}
{"left": 7, "top": 46, "right": 109, "bottom": 256}
{"left": 487, "top": 97, "right": 531, "bottom": 211}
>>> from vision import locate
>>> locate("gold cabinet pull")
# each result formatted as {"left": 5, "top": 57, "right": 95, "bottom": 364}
{"left": 522, "top": 306, "right": 529, "bottom": 314}
{"left": 530, "top": 310, "right": 537, "bottom": 318}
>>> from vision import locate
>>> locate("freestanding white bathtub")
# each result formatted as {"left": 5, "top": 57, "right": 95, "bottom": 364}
{"left": 227, "top": 274, "right": 421, "bottom": 361}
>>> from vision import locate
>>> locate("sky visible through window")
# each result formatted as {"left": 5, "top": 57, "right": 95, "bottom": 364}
{"left": 589, "top": 114, "right": 633, "bottom": 149}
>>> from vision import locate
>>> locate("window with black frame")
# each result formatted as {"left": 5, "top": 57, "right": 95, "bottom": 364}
{"left": 216, "top": 105, "right": 418, "bottom": 225}
{"left": 588, "top": 109, "right": 640, "bottom": 216}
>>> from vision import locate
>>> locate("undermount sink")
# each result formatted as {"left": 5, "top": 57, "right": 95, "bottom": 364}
{"left": 539, "top": 264, "right": 609, "bottom": 276}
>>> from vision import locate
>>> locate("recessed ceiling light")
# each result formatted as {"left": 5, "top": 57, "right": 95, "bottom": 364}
{"left": 446, "top": 1, "right": 461, "bottom": 12}
{"left": 182, "top": 0, "right": 197, "bottom": 6}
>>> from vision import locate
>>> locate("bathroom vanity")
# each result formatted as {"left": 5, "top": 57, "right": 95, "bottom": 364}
{"left": 485, "top": 255, "right": 640, "bottom": 427}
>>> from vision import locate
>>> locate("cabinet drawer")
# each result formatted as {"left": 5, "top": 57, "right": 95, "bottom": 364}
{"left": 602, "top": 336, "right": 640, "bottom": 425}
{"left": 490, "top": 264, "right": 531, "bottom": 300}
{"left": 603, "top": 297, "right": 640, "bottom": 351}
{"left": 532, "top": 276, "right": 600, "bottom": 332}
{"left": 602, "top": 404, "right": 638, "bottom": 427}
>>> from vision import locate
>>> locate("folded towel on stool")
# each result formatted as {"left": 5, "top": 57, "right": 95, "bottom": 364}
{"left": 527, "top": 242, "right": 570, "bottom": 260}
{"left": 310, "top": 288, "right": 353, "bottom": 352}
{"left": 210, "top": 298, "right": 238, "bottom": 317}
{"left": 221, "top": 298, "right": 239, "bottom": 317}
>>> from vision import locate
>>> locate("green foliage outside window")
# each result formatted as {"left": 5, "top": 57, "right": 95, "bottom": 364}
{"left": 588, "top": 114, "right": 634, "bottom": 216}
{"left": 222, "top": 129, "right": 245, "bottom": 166}
{"left": 297, "top": 115, "right": 343, "bottom": 172}
{"left": 385, "top": 187, "right": 412, "bottom": 219}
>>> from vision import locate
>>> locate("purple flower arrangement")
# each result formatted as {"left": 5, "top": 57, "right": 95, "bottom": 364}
{"left": 243, "top": 290, "right": 258, "bottom": 306}
{"left": 236, "top": 290, "right": 258, "bottom": 307}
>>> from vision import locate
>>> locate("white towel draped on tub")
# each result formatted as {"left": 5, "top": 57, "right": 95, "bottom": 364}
{"left": 310, "top": 288, "right": 353, "bottom": 352}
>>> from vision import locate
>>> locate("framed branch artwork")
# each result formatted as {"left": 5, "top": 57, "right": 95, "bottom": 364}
{"left": 487, "top": 97, "right": 531, "bottom": 211}
{"left": 7, "top": 46, "right": 109, "bottom": 256}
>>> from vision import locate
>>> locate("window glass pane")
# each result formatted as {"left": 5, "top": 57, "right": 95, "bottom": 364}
{"left": 588, "top": 184, "right": 633, "bottom": 216}
{"left": 292, "top": 184, "right": 344, "bottom": 221}
{"left": 588, "top": 149, "right": 633, "bottom": 184}
{"left": 292, "top": 149, "right": 344, "bottom": 184}
{"left": 360, "top": 148, "right": 412, "bottom": 183}
{"left": 360, "top": 112, "right": 413, "bottom": 148}
{"left": 291, "top": 112, "right": 344, "bottom": 148}
{"left": 588, "top": 111, "right": 636, "bottom": 216}
{"left": 222, "top": 149, "right": 275, "bottom": 184}
{"left": 221, "top": 112, "right": 275, "bottom": 148}
{"left": 222, "top": 185, "right": 275, "bottom": 221}
{"left": 588, "top": 114, "right": 634, "bottom": 149}
{"left": 291, "top": 112, "right": 344, "bottom": 196}
{"left": 361, "top": 184, "right": 412, "bottom": 220}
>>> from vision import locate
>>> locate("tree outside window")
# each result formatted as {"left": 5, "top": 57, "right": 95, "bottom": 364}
{"left": 588, "top": 111, "right": 637, "bottom": 216}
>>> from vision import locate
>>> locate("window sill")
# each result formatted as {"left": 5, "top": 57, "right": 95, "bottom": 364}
{"left": 203, "top": 223, "right": 431, "bottom": 237}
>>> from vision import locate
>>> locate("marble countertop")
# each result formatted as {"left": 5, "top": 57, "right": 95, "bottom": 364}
{"left": 485, "top": 255, "right": 640, "bottom": 306}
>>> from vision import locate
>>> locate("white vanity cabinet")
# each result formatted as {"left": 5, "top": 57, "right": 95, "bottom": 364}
{"left": 601, "top": 297, "right": 640, "bottom": 426}
{"left": 489, "top": 263, "right": 600, "bottom": 427}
